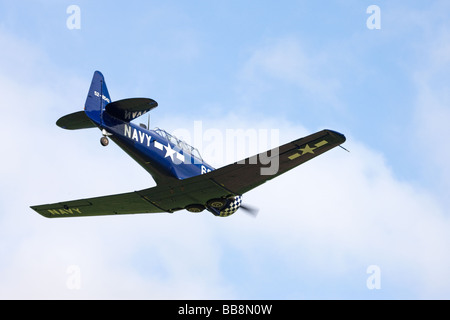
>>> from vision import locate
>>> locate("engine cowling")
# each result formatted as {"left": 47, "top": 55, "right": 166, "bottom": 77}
{"left": 208, "top": 196, "right": 242, "bottom": 217}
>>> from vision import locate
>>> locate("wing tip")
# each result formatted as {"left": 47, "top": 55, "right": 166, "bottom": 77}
{"left": 325, "top": 129, "right": 346, "bottom": 144}
{"left": 30, "top": 206, "right": 52, "bottom": 218}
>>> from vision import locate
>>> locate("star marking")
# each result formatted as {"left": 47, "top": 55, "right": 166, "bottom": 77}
{"left": 299, "top": 144, "right": 316, "bottom": 155}
{"left": 288, "top": 140, "right": 329, "bottom": 161}
{"left": 164, "top": 144, "right": 176, "bottom": 160}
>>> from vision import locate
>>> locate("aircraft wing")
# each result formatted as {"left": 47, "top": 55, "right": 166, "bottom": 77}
{"left": 30, "top": 190, "right": 166, "bottom": 218}
{"left": 31, "top": 129, "right": 345, "bottom": 218}
{"left": 139, "top": 129, "right": 346, "bottom": 210}
{"left": 204, "top": 129, "right": 346, "bottom": 195}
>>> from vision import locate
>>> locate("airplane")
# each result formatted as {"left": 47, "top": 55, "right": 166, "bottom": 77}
{"left": 30, "top": 71, "right": 346, "bottom": 218}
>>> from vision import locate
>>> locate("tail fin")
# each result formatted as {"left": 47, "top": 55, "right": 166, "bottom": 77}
{"left": 84, "top": 71, "right": 111, "bottom": 125}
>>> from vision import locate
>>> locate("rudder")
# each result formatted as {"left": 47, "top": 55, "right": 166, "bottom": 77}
{"left": 84, "top": 71, "right": 111, "bottom": 125}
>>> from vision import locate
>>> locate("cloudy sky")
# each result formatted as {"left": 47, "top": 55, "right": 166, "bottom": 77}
{"left": 1, "top": 1, "right": 450, "bottom": 299}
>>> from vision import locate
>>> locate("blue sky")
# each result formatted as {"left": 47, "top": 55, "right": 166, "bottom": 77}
{"left": 1, "top": 1, "right": 450, "bottom": 299}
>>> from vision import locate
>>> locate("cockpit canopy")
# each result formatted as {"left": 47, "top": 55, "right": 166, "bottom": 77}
{"left": 153, "top": 127, "right": 203, "bottom": 161}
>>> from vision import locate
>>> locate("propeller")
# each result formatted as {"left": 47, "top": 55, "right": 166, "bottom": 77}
{"left": 240, "top": 204, "right": 259, "bottom": 217}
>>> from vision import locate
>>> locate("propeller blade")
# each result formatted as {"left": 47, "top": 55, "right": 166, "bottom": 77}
{"left": 240, "top": 204, "right": 259, "bottom": 217}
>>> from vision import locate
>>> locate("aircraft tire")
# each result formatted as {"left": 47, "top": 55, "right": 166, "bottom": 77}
{"left": 185, "top": 204, "right": 205, "bottom": 213}
{"left": 100, "top": 136, "right": 109, "bottom": 146}
{"left": 207, "top": 198, "right": 227, "bottom": 209}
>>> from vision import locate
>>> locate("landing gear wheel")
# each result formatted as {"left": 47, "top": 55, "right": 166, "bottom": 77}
{"left": 185, "top": 204, "right": 205, "bottom": 213}
{"left": 207, "top": 198, "right": 227, "bottom": 209}
{"left": 100, "top": 136, "right": 109, "bottom": 147}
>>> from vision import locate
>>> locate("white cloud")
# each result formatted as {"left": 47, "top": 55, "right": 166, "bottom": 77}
{"left": 146, "top": 114, "right": 450, "bottom": 298}
{"left": 409, "top": 10, "right": 450, "bottom": 201}
{"left": 218, "top": 126, "right": 450, "bottom": 298}
{"left": 3, "top": 95, "right": 450, "bottom": 299}
{"left": 1, "top": 26, "right": 449, "bottom": 300}
{"left": 237, "top": 37, "right": 342, "bottom": 110}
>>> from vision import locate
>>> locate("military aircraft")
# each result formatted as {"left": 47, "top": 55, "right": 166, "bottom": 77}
{"left": 31, "top": 71, "right": 346, "bottom": 218}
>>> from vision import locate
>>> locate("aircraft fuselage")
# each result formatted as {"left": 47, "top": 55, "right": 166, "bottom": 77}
{"left": 99, "top": 111, "right": 215, "bottom": 184}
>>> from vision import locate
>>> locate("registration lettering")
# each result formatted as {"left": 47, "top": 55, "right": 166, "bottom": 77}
{"left": 93, "top": 90, "right": 110, "bottom": 103}
{"left": 201, "top": 165, "right": 211, "bottom": 174}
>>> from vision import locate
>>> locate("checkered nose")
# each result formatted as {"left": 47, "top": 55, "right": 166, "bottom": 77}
{"left": 219, "top": 196, "right": 242, "bottom": 217}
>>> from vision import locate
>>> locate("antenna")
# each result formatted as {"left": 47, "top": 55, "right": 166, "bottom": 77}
{"left": 339, "top": 145, "right": 350, "bottom": 152}
{"left": 147, "top": 113, "right": 150, "bottom": 130}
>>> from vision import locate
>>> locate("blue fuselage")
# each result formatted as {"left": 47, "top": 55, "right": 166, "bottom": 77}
{"left": 99, "top": 111, "right": 215, "bottom": 184}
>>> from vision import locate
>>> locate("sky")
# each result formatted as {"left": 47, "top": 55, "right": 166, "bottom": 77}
{"left": 0, "top": 0, "right": 449, "bottom": 299}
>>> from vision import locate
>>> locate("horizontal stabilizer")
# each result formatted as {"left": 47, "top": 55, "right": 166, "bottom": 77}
{"left": 105, "top": 98, "right": 158, "bottom": 122}
{"left": 56, "top": 111, "right": 96, "bottom": 130}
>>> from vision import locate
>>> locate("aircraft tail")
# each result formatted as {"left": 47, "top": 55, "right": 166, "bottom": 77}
{"left": 84, "top": 70, "right": 111, "bottom": 125}
{"left": 56, "top": 71, "right": 157, "bottom": 130}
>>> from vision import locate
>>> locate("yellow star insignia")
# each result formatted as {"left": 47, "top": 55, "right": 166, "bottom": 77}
{"left": 287, "top": 140, "right": 329, "bottom": 161}
{"left": 299, "top": 144, "right": 316, "bottom": 155}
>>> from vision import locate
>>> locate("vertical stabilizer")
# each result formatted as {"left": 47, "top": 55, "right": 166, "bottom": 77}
{"left": 84, "top": 71, "right": 111, "bottom": 125}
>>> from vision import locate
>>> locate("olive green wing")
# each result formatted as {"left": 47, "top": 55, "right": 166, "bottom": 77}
{"left": 31, "top": 129, "right": 345, "bottom": 218}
